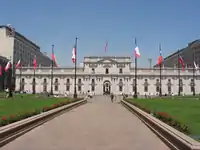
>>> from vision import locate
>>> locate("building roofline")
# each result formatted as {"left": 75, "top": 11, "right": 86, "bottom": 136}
{"left": 0, "top": 55, "right": 9, "bottom": 61}
{"left": 84, "top": 56, "right": 131, "bottom": 59}
{"left": 163, "top": 48, "right": 183, "bottom": 61}
{"left": 0, "top": 25, "right": 40, "bottom": 49}
{"left": 163, "top": 39, "right": 200, "bottom": 61}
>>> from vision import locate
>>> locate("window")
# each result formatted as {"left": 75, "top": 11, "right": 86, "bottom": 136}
{"left": 92, "top": 68, "right": 95, "bottom": 74}
{"left": 78, "top": 86, "right": 81, "bottom": 91}
{"left": 180, "top": 86, "right": 183, "bottom": 92}
{"left": 91, "top": 86, "right": 95, "bottom": 91}
{"left": 66, "top": 85, "right": 70, "bottom": 91}
{"left": 92, "top": 79, "right": 95, "bottom": 83}
{"left": 105, "top": 68, "right": 109, "bottom": 74}
{"left": 119, "top": 86, "right": 123, "bottom": 92}
{"left": 156, "top": 86, "right": 159, "bottom": 92}
{"left": 21, "top": 78, "right": 25, "bottom": 91}
{"left": 132, "top": 79, "right": 136, "bottom": 92}
{"left": 179, "top": 79, "right": 183, "bottom": 92}
{"left": 156, "top": 79, "right": 160, "bottom": 92}
{"left": 119, "top": 68, "right": 123, "bottom": 73}
{"left": 190, "top": 79, "right": 195, "bottom": 92}
{"left": 144, "top": 79, "right": 148, "bottom": 92}
{"left": 132, "top": 85, "right": 136, "bottom": 92}
{"left": 191, "top": 86, "right": 194, "bottom": 92}
{"left": 67, "top": 78, "right": 70, "bottom": 84}
{"left": 180, "top": 79, "right": 183, "bottom": 84}
{"left": 43, "top": 78, "right": 47, "bottom": 92}
{"left": 144, "top": 86, "right": 148, "bottom": 92}
{"left": 32, "top": 78, "right": 36, "bottom": 93}
{"left": 54, "top": 85, "right": 58, "bottom": 91}
{"left": 54, "top": 78, "right": 58, "bottom": 91}
{"left": 168, "top": 86, "right": 171, "bottom": 93}
{"left": 66, "top": 79, "right": 70, "bottom": 91}
{"left": 78, "top": 79, "right": 81, "bottom": 84}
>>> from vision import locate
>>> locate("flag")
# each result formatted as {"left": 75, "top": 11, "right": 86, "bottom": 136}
{"left": 15, "top": 60, "right": 21, "bottom": 69}
{"left": 5, "top": 61, "right": 11, "bottom": 71}
{"left": 33, "top": 56, "right": 37, "bottom": 70}
{"left": 194, "top": 61, "right": 198, "bottom": 70}
{"left": 52, "top": 46, "right": 58, "bottom": 67}
{"left": 0, "top": 65, "right": 1, "bottom": 76}
{"left": 157, "top": 45, "right": 163, "bottom": 65}
{"left": 105, "top": 42, "right": 108, "bottom": 52}
{"left": 134, "top": 46, "right": 140, "bottom": 58}
{"left": 72, "top": 46, "right": 76, "bottom": 63}
{"left": 179, "top": 56, "right": 185, "bottom": 70}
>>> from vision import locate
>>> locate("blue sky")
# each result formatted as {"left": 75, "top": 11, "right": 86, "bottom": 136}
{"left": 0, "top": 0, "right": 200, "bottom": 67}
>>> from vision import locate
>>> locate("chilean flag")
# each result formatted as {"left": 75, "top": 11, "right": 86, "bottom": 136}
{"left": 194, "top": 61, "right": 198, "bottom": 70}
{"left": 5, "top": 61, "right": 11, "bottom": 71}
{"left": 33, "top": 56, "right": 37, "bottom": 70}
{"left": 179, "top": 56, "right": 185, "bottom": 71}
{"left": 134, "top": 46, "right": 140, "bottom": 58}
{"left": 72, "top": 46, "right": 76, "bottom": 63}
{"left": 52, "top": 45, "right": 58, "bottom": 67}
{"left": 15, "top": 60, "right": 21, "bottom": 69}
{"left": 157, "top": 46, "right": 163, "bottom": 65}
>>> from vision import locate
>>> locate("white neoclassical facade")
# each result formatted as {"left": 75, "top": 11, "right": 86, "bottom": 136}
{"left": 15, "top": 56, "right": 200, "bottom": 95}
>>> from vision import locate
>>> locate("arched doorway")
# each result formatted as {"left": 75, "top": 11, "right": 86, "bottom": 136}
{"left": 103, "top": 80, "right": 111, "bottom": 95}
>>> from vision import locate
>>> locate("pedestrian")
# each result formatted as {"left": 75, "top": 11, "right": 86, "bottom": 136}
{"left": 110, "top": 93, "right": 114, "bottom": 102}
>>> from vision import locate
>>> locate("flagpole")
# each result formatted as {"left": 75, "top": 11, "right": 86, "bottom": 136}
{"left": 134, "top": 38, "right": 138, "bottom": 98}
{"left": 33, "top": 56, "right": 36, "bottom": 95}
{"left": 178, "top": 50, "right": 181, "bottom": 96}
{"left": 8, "top": 57, "right": 13, "bottom": 97}
{"left": 33, "top": 68, "right": 35, "bottom": 94}
{"left": 159, "top": 44, "right": 162, "bottom": 96}
{"left": 50, "top": 44, "right": 54, "bottom": 95}
{"left": 73, "top": 37, "right": 78, "bottom": 98}
{"left": 192, "top": 50, "right": 196, "bottom": 96}
{"left": 19, "top": 51, "right": 22, "bottom": 92}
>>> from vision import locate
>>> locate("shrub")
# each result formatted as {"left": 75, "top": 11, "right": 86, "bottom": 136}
{"left": 125, "top": 99, "right": 190, "bottom": 134}
{"left": 0, "top": 98, "right": 82, "bottom": 127}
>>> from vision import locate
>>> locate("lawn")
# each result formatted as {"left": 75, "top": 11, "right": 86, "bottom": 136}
{"left": 0, "top": 94, "right": 71, "bottom": 117}
{"left": 127, "top": 97, "right": 200, "bottom": 138}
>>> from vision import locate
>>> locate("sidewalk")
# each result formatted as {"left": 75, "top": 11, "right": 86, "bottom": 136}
{"left": 1, "top": 96, "right": 170, "bottom": 150}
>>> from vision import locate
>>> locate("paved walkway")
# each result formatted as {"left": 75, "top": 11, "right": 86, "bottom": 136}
{"left": 1, "top": 96, "right": 170, "bottom": 150}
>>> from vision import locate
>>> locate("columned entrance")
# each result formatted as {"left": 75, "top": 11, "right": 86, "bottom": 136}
{"left": 103, "top": 80, "right": 111, "bottom": 95}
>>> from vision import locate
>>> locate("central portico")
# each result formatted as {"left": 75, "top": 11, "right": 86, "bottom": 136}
{"left": 103, "top": 80, "right": 111, "bottom": 94}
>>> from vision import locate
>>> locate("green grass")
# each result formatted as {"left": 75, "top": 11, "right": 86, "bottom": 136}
{"left": 0, "top": 94, "right": 70, "bottom": 117}
{"left": 127, "top": 98, "right": 200, "bottom": 137}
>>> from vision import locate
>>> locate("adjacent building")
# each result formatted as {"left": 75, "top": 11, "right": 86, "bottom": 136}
{"left": 0, "top": 25, "right": 52, "bottom": 67}
{"left": 157, "top": 40, "right": 200, "bottom": 68}
{"left": 15, "top": 56, "right": 199, "bottom": 95}
{"left": 0, "top": 56, "right": 9, "bottom": 91}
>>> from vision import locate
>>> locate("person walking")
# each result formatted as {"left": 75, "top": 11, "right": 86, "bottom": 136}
{"left": 110, "top": 93, "right": 114, "bottom": 103}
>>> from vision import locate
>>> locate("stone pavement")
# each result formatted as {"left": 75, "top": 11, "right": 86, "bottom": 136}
{"left": 1, "top": 96, "right": 170, "bottom": 150}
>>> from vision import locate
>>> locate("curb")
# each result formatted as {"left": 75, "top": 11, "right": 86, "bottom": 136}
{"left": 121, "top": 100, "right": 200, "bottom": 150}
{"left": 0, "top": 99, "right": 87, "bottom": 147}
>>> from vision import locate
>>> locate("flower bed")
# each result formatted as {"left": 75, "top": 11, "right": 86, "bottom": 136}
{"left": 0, "top": 98, "right": 83, "bottom": 127}
{"left": 126, "top": 99, "right": 190, "bottom": 134}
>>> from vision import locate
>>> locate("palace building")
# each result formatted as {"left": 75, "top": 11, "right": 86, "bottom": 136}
{"left": 15, "top": 56, "right": 200, "bottom": 95}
